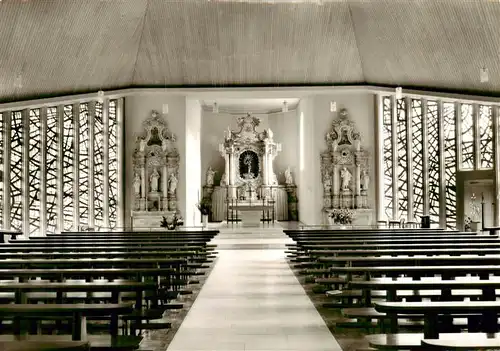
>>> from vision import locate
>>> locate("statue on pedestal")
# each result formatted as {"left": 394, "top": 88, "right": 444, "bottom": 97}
{"left": 206, "top": 167, "right": 216, "bottom": 187}
{"left": 361, "top": 170, "right": 370, "bottom": 191}
{"left": 340, "top": 166, "right": 352, "bottom": 191}
{"left": 168, "top": 173, "right": 178, "bottom": 194}
{"left": 324, "top": 173, "right": 332, "bottom": 193}
{"left": 133, "top": 173, "right": 141, "bottom": 195}
{"left": 284, "top": 167, "right": 293, "bottom": 185}
{"left": 150, "top": 168, "right": 160, "bottom": 192}
{"left": 139, "top": 138, "right": 147, "bottom": 152}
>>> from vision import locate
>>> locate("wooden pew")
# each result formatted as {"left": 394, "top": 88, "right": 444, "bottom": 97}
{"left": 0, "top": 339, "right": 90, "bottom": 351}
{"left": 0, "top": 303, "right": 133, "bottom": 340}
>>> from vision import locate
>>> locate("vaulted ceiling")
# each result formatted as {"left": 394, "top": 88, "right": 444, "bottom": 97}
{"left": 1, "top": 0, "right": 500, "bottom": 103}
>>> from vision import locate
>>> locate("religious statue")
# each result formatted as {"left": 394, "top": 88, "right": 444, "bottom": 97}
{"left": 150, "top": 168, "right": 160, "bottom": 192}
{"left": 220, "top": 172, "right": 227, "bottom": 186}
{"left": 362, "top": 170, "right": 370, "bottom": 191}
{"left": 162, "top": 138, "right": 168, "bottom": 151}
{"left": 266, "top": 128, "right": 274, "bottom": 142}
{"left": 139, "top": 138, "right": 147, "bottom": 152}
{"left": 324, "top": 173, "right": 332, "bottom": 193}
{"left": 206, "top": 167, "right": 216, "bottom": 186}
{"left": 340, "top": 166, "right": 352, "bottom": 191}
{"left": 133, "top": 173, "right": 141, "bottom": 195}
{"left": 225, "top": 126, "right": 232, "bottom": 141}
{"left": 168, "top": 173, "right": 178, "bottom": 194}
{"left": 284, "top": 167, "right": 293, "bottom": 185}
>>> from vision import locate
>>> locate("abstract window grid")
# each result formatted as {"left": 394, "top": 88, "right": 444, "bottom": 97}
{"left": 62, "top": 105, "right": 74, "bottom": 231}
{"left": 9, "top": 111, "right": 23, "bottom": 231}
{"left": 396, "top": 98, "right": 408, "bottom": 220}
{"left": 79, "top": 103, "right": 90, "bottom": 228}
{"left": 28, "top": 109, "right": 42, "bottom": 235}
{"left": 0, "top": 113, "right": 3, "bottom": 227}
{"left": 411, "top": 99, "right": 424, "bottom": 220}
{"left": 382, "top": 97, "right": 393, "bottom": 219}
{"left": 443, "top": 102, "right": 457, "bottom": 229}
{"left": 478, "top": 105, "right": 493, "bottom": 169}
{"left": 94, "top": 102, "right": 104, "bottom": 229}
{"left": 426, "top": 101, "right": 441, "bottom": 226}
{"left": 460, "top": 103, "right": 474, "bottom": 170}
{"left": 46, "top": 107, "right": 58, "bottom": 234}
{"left": 108, "top": 100, "right": 118, "bottom": 229}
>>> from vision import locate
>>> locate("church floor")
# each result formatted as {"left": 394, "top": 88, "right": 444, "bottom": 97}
{"left": 165, "top": 226, "right": 343, "bottom": 351}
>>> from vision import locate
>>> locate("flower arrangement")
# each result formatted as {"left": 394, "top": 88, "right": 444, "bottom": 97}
{"left": 196, "top": 200, "right": 211, "bottom": 216}
{"left": 160, "top": 214, "right": 182, "bottom": 230}
{"left": 330, "top": 208, "right": 355, "bottom": 225}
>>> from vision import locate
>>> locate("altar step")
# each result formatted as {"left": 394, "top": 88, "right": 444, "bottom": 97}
{"left": 210, "top": 226, "right": 294, "bottom": 250}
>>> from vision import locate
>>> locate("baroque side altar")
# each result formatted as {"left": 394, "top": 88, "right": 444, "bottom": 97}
{"left": 203, "top": 114, "right": 298, "bottom": 222}
{"left": 321, "top": 108, "right": 373, "bottom": 225}
{"left": 131, "top": 111, "right": 182, "bottom": 229}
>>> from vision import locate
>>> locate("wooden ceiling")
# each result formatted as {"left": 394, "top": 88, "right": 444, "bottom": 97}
{"left": 0, "top": 0, "right": 499, "bottom": 102}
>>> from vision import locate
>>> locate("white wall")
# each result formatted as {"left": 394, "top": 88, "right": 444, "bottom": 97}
{"left": 200, "top": 111, "right": 269, "bottom": 186}
{"left": 297, "top": 93, "right": 376, "bottom": 225}
{"left": 124, "top": 93, "right": 187, "bottom": 226}
{"left": 185, "top": 99, "right": 202, "bottom": 226}
{"left": 268, "top": 110, "right": 299, "bottom": 184}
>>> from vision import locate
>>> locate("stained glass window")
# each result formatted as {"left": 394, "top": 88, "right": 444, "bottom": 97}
{"left": 108, "top": 100, "right": 118, "bottom": 229}
{"left": 396, "top": 99, "right": 408, "bottom": 220}
{"left": 427, "top": 101, "right": 440, "bottom": 226}
{"left": 46, "top": 107, "right": 58, "bottom": 234}
{"left": 94, "top": 102, "right": 104, "bottom": 229}
{"left": 62, "top": 105, "right": 74, "bottom": 231}
{"left": 382, "top": 97, "right": 393, "bottom": 220}
{"left": 478, "top": 105, "right": 493, "bottom": 169}
{"left": 411, "top": 99, "right": 423, "bottom": 220}
{"left": 443, "top": 102, "right": 457, "bottom": 229}
{"left": 10, "top": 111, "right": 23, "bottom": 231}
{"left": 28, "top": 109, "right": 42, "bottom": 235}
{"left": 79, "top": 103, "right": 90, "bottom": 228}
{"left": 460, "top": 103, "right": 474, "bottom": 170}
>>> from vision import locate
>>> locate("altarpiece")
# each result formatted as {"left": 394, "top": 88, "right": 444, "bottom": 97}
{"left": 131, "top": 111, "right": 181, "bottom": 229}
{"left": 321, "top": 108, "right": 373, "bottom": 225}
{"left": 204, "top": 114, "right": 298, "bottom": 222}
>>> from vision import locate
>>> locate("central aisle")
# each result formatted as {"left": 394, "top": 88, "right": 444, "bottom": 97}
{"left": 166, "top": 229, "right": 342, "bottom": 351}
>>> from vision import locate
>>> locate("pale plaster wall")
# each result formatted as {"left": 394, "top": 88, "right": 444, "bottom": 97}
{"left": 124, "top": 93, "right": 187, "bottom": 227}
{"left": 123, "top": 91, "right": 376, "bottom": 226}
{"left": 297, "top": 93, "right": 376, "bottom": 225}
{"left": 200, "top": 111, "right": 269, "bottom": 186}
{"left": 185, "top": 99, "right": 202, "bottom": 226}
{"left": 268, "top": 110, "right": 299, "bottom": 184}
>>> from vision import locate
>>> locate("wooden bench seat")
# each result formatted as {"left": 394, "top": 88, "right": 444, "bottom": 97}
{"left": 367, "top": 333, "right": 500, "bottom": 351}
{"left": 0, "top": 340, "right": 90, "bottom": 351}
{"left": 0, "top": 335, "right": 142, "bottom": 351}
{"left": 422, "top": 334, "right": 500, "bottom": 349}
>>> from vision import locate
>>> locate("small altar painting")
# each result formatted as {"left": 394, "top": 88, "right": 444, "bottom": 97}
{"left": 239, "top": 150, "right": 259, "bottom": 180}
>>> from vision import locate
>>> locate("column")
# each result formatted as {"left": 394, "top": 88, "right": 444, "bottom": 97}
{"left": 332, "top": 163, "right": 339, "bottom": 208}
{"left": 224, "top": 153, "right": 230, "bottom": 184}
{"left": 102, "top": 99, "right": 109, "bottom": 229}
{"left": 391, "top": 95, "right": 398, "bottom": 220}
{"left": 493, "top": 107, "right": 500, "bottom": 226}
{"left": 162, "top": 164, "right": 168, "bottom": 210}
{"left": 438, "top": 101, "right": 447, "bottom": 229}
{"left": 355, "top": 162, "right": 361, "bottom": 208}
{"left": 375, "top": 94, "right": 384, "bottom": 221}
{"left": 421, "top": 99, "right": 429, "bottom": 216}
{"left": 22, "top": 109, "right": 29, "bottom": 235}
{"left": 140, "top": 164, "right": 146, "bottom": 210}
{"left": 262, "top": 152, "right": 268, "bottom": 185}
{"left": 40, "top": 107, "right": 47, "bottom": 236}
{"left": 72, "top": 103, "right": 80, "bottom": 231}
{"left": 405, "top": 96, "right": 414, "bottom": 222}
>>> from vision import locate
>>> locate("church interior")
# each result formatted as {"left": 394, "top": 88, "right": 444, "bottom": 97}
{"left": 0, "top": 0, "right": 500, "bottom": 350}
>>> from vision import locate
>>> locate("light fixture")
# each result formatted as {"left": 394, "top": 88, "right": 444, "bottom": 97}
{"left": 330, "top": 101, "right": 337, "bottom": 112}
{"left": 213, "top": 102, "right": 219, "bottom": 113}
{"left": 282, "top": 101, "right": 288, "bottom": 113}
{"left": 480, "top": 67, "right": 489, "bottom": 83}
{"left": 97, "top": 90, "right": 104, "bottom": 103}
{"left": 395, "top": 87, "right": 403, "bottom": 100}
{"left": 162, "top": 104, "right": 169, "bottom": 114}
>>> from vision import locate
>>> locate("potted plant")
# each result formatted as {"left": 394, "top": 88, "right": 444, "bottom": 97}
{"left": 330, "top": 208, "right": 355, "bottom": 229}
{"left": 196, "top": 200, "right": 211, "bottom": 227}
{"left": 160, "top": 214, "right": 181, "bottom": 230}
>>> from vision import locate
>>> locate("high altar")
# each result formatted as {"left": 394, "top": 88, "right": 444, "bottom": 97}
{"left": 321, "top": 108, "right": 373, "bottom": 225}
{"left": 131, "top": 111, "right": 182, "bottom": 229}
{"left": 204, "top": 114, "right": 298, "bottom": 223}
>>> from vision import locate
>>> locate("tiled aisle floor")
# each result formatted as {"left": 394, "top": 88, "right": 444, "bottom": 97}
{"left": 166, "top": 248, "right": 342, "bottom": 351}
